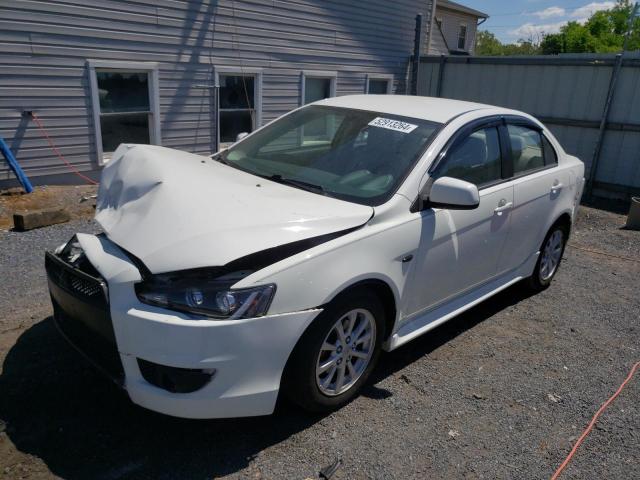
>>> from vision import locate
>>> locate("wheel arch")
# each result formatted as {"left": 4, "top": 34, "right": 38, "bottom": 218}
{"left": 279, "top": 276, "right": 398, "bottom": 404}
{"left": 325, "top": 278, "right": 398, "bottom": 342}
{"left": 552, "top": 211, "right": 573, "bottom": 238}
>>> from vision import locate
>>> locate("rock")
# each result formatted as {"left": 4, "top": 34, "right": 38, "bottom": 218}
{"left": 13, "top": 209, "right": 70, "bottom": 231}
{"left": 547, "top": 393, "right": 562, "bottom": 403}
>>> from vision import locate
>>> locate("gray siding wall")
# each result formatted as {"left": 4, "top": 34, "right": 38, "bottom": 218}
{"left": 0, "top": 0, "right": 432, "bottom": 185}
{"left": 430, "top": 6, "right": 478, "bottom": 55}
{"left": 418, "top": 54, "right": 640, "bottom": 197}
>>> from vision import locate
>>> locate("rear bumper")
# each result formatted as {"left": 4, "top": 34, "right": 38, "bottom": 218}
{"left": 46, "top": 234, "right": 321, "bottom": 419}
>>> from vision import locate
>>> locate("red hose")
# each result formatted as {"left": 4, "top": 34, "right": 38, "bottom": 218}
{"left": 30, "top": 113, "right": 99, "bottom": 185}
{"left": 551, "top": 361, "right": 640, "bottom": 479}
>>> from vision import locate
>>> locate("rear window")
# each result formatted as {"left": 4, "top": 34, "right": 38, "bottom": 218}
{"left": 507, "top": 124, "right": 544, "bottom": 175}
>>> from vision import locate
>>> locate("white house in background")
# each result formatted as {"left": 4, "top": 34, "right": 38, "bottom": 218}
{"left": 427, "top": 0, "right": 488, "bottom": 55}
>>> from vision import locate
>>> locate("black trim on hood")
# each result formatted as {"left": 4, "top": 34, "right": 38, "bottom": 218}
{"left": 225, "top": 225, "right": 361, "bottom": 273}
{"left": 113, "top": 222, "right": 366, "bottom": 281}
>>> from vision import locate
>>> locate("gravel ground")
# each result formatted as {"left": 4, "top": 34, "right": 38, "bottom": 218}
{"left": 0, "top": 206, "right": 638, "bottom": 479}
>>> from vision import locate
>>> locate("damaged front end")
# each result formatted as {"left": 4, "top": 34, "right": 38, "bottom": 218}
{"left": 45, "top": 235, "right": 124, "bottom": 385}
{"left": 93, "top": 144, "right": 374, "bottom": 274}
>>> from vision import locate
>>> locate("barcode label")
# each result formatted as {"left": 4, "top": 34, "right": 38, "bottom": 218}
{"left": 368, "top": 117, "right": 418, "bottom": 134}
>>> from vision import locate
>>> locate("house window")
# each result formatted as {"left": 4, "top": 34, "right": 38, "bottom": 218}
{"left": 301, "top": 71, "right": 337, "bottom": 105}
{"left": 88, "top": 60, "right": 161, "bottom": 164}
{"left": 457, "top": 24, "right": 468, "bottom": 50}
{"left": 366, "top": 75, "right": 393, "bottom": 94}
{"left": 219, "top": 75, "right": 255, "bottom": 143}
{"left": 215, "top": 67, "right": 263, "bottom": 145}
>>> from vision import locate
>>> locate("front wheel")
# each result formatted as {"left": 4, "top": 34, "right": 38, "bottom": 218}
{"left": 282, "top": 289, "right": 385, "bottom": 412}
{"left": 527, "top": 223, "right": 568, "bottom": 292}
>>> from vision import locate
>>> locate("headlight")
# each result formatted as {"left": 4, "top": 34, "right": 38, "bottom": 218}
{"left": 134, "top": 269, "right": 276, "bottom": 320}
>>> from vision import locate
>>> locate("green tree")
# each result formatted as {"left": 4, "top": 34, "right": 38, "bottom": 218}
{"left": 475, "top": 30, "right": 504, "bottom": 55}
{"left": 475, "top": 30, "right": 541, "bottom": 56}
{"left": 539, "top": 0, "right": 640, "bottom": 54}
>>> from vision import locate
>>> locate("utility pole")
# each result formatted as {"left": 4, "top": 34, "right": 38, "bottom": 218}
{"left": 411, "top": 14, "right": 423, "bottom": 96}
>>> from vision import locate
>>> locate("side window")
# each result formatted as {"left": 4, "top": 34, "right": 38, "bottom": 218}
{"left": 508, "top": 124, "right": 544, "bottom": 175}
{"left": 542, "top": 135, "right": 558, "bottom": 166}
{"left": 437, "top": 127, "right": 502, "bottom": 186}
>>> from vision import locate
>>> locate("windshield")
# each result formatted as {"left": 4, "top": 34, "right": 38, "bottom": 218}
{"left": 219, "top": 106, "right": 442, "bottom": 206}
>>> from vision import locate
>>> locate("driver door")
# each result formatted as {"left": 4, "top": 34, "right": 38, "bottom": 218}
{"left": 404, "top": 122, "right": 514, "bottom": 317}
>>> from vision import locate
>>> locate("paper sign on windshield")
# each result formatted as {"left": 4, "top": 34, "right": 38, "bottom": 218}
{"left": 368, "top": 117, "right": 418, "bottom": 134}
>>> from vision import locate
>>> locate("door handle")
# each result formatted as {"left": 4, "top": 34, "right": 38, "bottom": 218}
{"left": 494, "top": 201, "right": 513, "bottom": 214}
{"left": 551, "top": 181, "right": 564, "bottom": 193}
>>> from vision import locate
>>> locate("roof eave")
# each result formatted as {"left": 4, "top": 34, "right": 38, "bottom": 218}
{"left": 436, "top": 0, "right": 489, "bottom": 19}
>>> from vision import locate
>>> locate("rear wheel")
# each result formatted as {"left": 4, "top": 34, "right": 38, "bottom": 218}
{"left": 283, "top": 289, "right": 385, "bottom": 412}
{"left": 527, "top": 222, "right": 568, "bottom": 291}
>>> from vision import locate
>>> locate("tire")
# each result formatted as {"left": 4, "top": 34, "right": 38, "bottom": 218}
{"left": 526, "top": 222, "right": 569, "bottom": 292}
{"left": 282, "top": 288, "right": 386, "bottom": 412}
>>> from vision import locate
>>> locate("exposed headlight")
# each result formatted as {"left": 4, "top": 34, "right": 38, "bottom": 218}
{"left": 134, "top": 269, "right": 276, "bottom": 320}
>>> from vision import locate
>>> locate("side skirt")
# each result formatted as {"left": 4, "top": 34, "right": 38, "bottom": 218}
{"left": 384, "top": 252, "right": 539, "bottom": 351}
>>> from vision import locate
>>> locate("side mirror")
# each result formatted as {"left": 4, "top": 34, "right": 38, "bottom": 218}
{"left": 235, "top": 132, "right": 249, "bottom": 142}
{"left": 422, "top": 176, "right": 479, "bottom": 210}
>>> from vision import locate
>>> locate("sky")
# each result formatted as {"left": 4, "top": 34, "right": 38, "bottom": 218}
{"left": 461, "top": 1, "right": 618, "bottom": 42}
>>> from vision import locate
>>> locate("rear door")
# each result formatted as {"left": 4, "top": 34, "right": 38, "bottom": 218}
{"left": 496, "top": 120, "right": 570, "bottom": 273}
{"left": 404, "top": 119, "right": 515, "bottom": 316}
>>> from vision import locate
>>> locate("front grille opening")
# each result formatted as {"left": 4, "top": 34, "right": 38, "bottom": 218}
{"left": 45, "top": 253, "right": 108, "bottom": 309}
{"left": 69, "top": 274, "right": 103, "bottom": 297}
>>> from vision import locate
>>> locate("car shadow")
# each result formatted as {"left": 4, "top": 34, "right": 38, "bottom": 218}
{"left": 0, "top": 282, "right": 535, "bottom": 479}
{"left": 370, "top": 281, "right": 537, "bottom": 386}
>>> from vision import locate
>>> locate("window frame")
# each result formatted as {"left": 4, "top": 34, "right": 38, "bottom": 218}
{"left": 457, "top": 23, "right": 468, "bottom": 50}
{"left": 503, "top": 116, "right": 559, "bottom": 180}
{"left": 422, "top": 115, "right": 560, "bottom": 212}
{"left": 429, "top": 116, "right": 511, "bottom": 191}
{"left": 542, "top": 133, "right": 559, "bottom": 166}
{"left": 214, "top": 66, "right": 263, "bottom": 147}
{"left": 365, "top": 74, "right": 393, "bottom": 94}
{"left": 300, "top": 70, "right": 337, "bottom": 106}
{"left": 87, "top": 59, "right": 161, "bottom": 165}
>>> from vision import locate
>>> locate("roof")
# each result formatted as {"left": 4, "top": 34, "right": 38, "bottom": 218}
{"left": 316, "top": 95, "right": 503, "bottom": 123}
{"left": 436, "top": 0, "right": 489, "bottom": 19}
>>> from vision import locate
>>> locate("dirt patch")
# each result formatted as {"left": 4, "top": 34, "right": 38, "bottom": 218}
{"left": 0, "top": 185, "right": 98, "bottom": 231}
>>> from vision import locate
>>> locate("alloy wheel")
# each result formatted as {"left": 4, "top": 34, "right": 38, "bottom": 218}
{"left": 539, "top": 229, "right": 564, "bottom": 281}
{"left": 315, "top": 308, "right": 376, "bottom": 396}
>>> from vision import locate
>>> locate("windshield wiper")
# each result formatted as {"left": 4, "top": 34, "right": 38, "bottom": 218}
{"left": 267, "top": 174, "right": 325, "bottom": 194}
{"left": 210, "top": 151, "right": 229, "bottom": 165}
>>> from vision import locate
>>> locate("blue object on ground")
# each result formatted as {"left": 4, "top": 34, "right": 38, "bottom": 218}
{"left": 0, "top": 136, "right": 33, "bottom": 193}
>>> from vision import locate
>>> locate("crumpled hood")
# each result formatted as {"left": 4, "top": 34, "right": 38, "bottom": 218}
{"left": 96, "top": 144, "right": 373, "bottom": 273}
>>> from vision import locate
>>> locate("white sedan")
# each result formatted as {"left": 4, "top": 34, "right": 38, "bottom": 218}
{"left": 45, "top": 95, "right": 584, "bottom": 418}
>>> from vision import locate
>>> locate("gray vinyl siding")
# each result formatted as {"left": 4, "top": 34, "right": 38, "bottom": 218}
{"left": 430, "top": 7, "right": 479, "bottom": 55}
{"left": 0, "top": 0, "right": 432, "bottom": 184}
